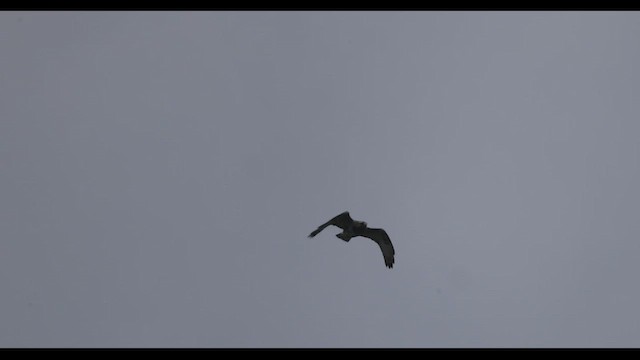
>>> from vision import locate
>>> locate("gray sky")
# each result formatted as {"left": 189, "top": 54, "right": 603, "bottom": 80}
{"left": 2, "top": 11, "right": 640, "bottom": 348}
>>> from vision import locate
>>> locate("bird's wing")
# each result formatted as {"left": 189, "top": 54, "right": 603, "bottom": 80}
{"left": 308, "top": 211, "right": 353, "bottom": 238}
{"left": 360, "top": 228, "right": 395, "bottom": 268}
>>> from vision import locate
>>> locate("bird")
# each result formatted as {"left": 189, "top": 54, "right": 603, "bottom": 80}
{"left": 308, "top": 211, "right": 395, "bottom": 268}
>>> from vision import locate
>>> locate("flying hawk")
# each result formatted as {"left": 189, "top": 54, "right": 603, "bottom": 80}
{"left": 308, "top": 211, "right": 395, "bottom": 268}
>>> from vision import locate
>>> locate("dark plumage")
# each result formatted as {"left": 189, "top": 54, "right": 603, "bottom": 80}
{"left": 308, "top": 211, "right": 395, "bottom": 269}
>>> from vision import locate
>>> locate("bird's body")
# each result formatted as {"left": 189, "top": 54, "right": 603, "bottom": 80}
{"left": 308, "top": 211, "right": 395, "bottom": 268}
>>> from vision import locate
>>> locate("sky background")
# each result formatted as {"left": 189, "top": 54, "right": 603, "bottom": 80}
{"left": 2, "top": 11, "right": 640, "bottom": 348}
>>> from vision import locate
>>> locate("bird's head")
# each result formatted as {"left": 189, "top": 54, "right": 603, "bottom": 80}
{"left": 357, "top": 221, "right": 368, "bottom": 228}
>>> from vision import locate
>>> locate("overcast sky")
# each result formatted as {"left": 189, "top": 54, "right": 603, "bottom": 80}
{"left": 2, "top": 11, "right": 640, "bottom": 348}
